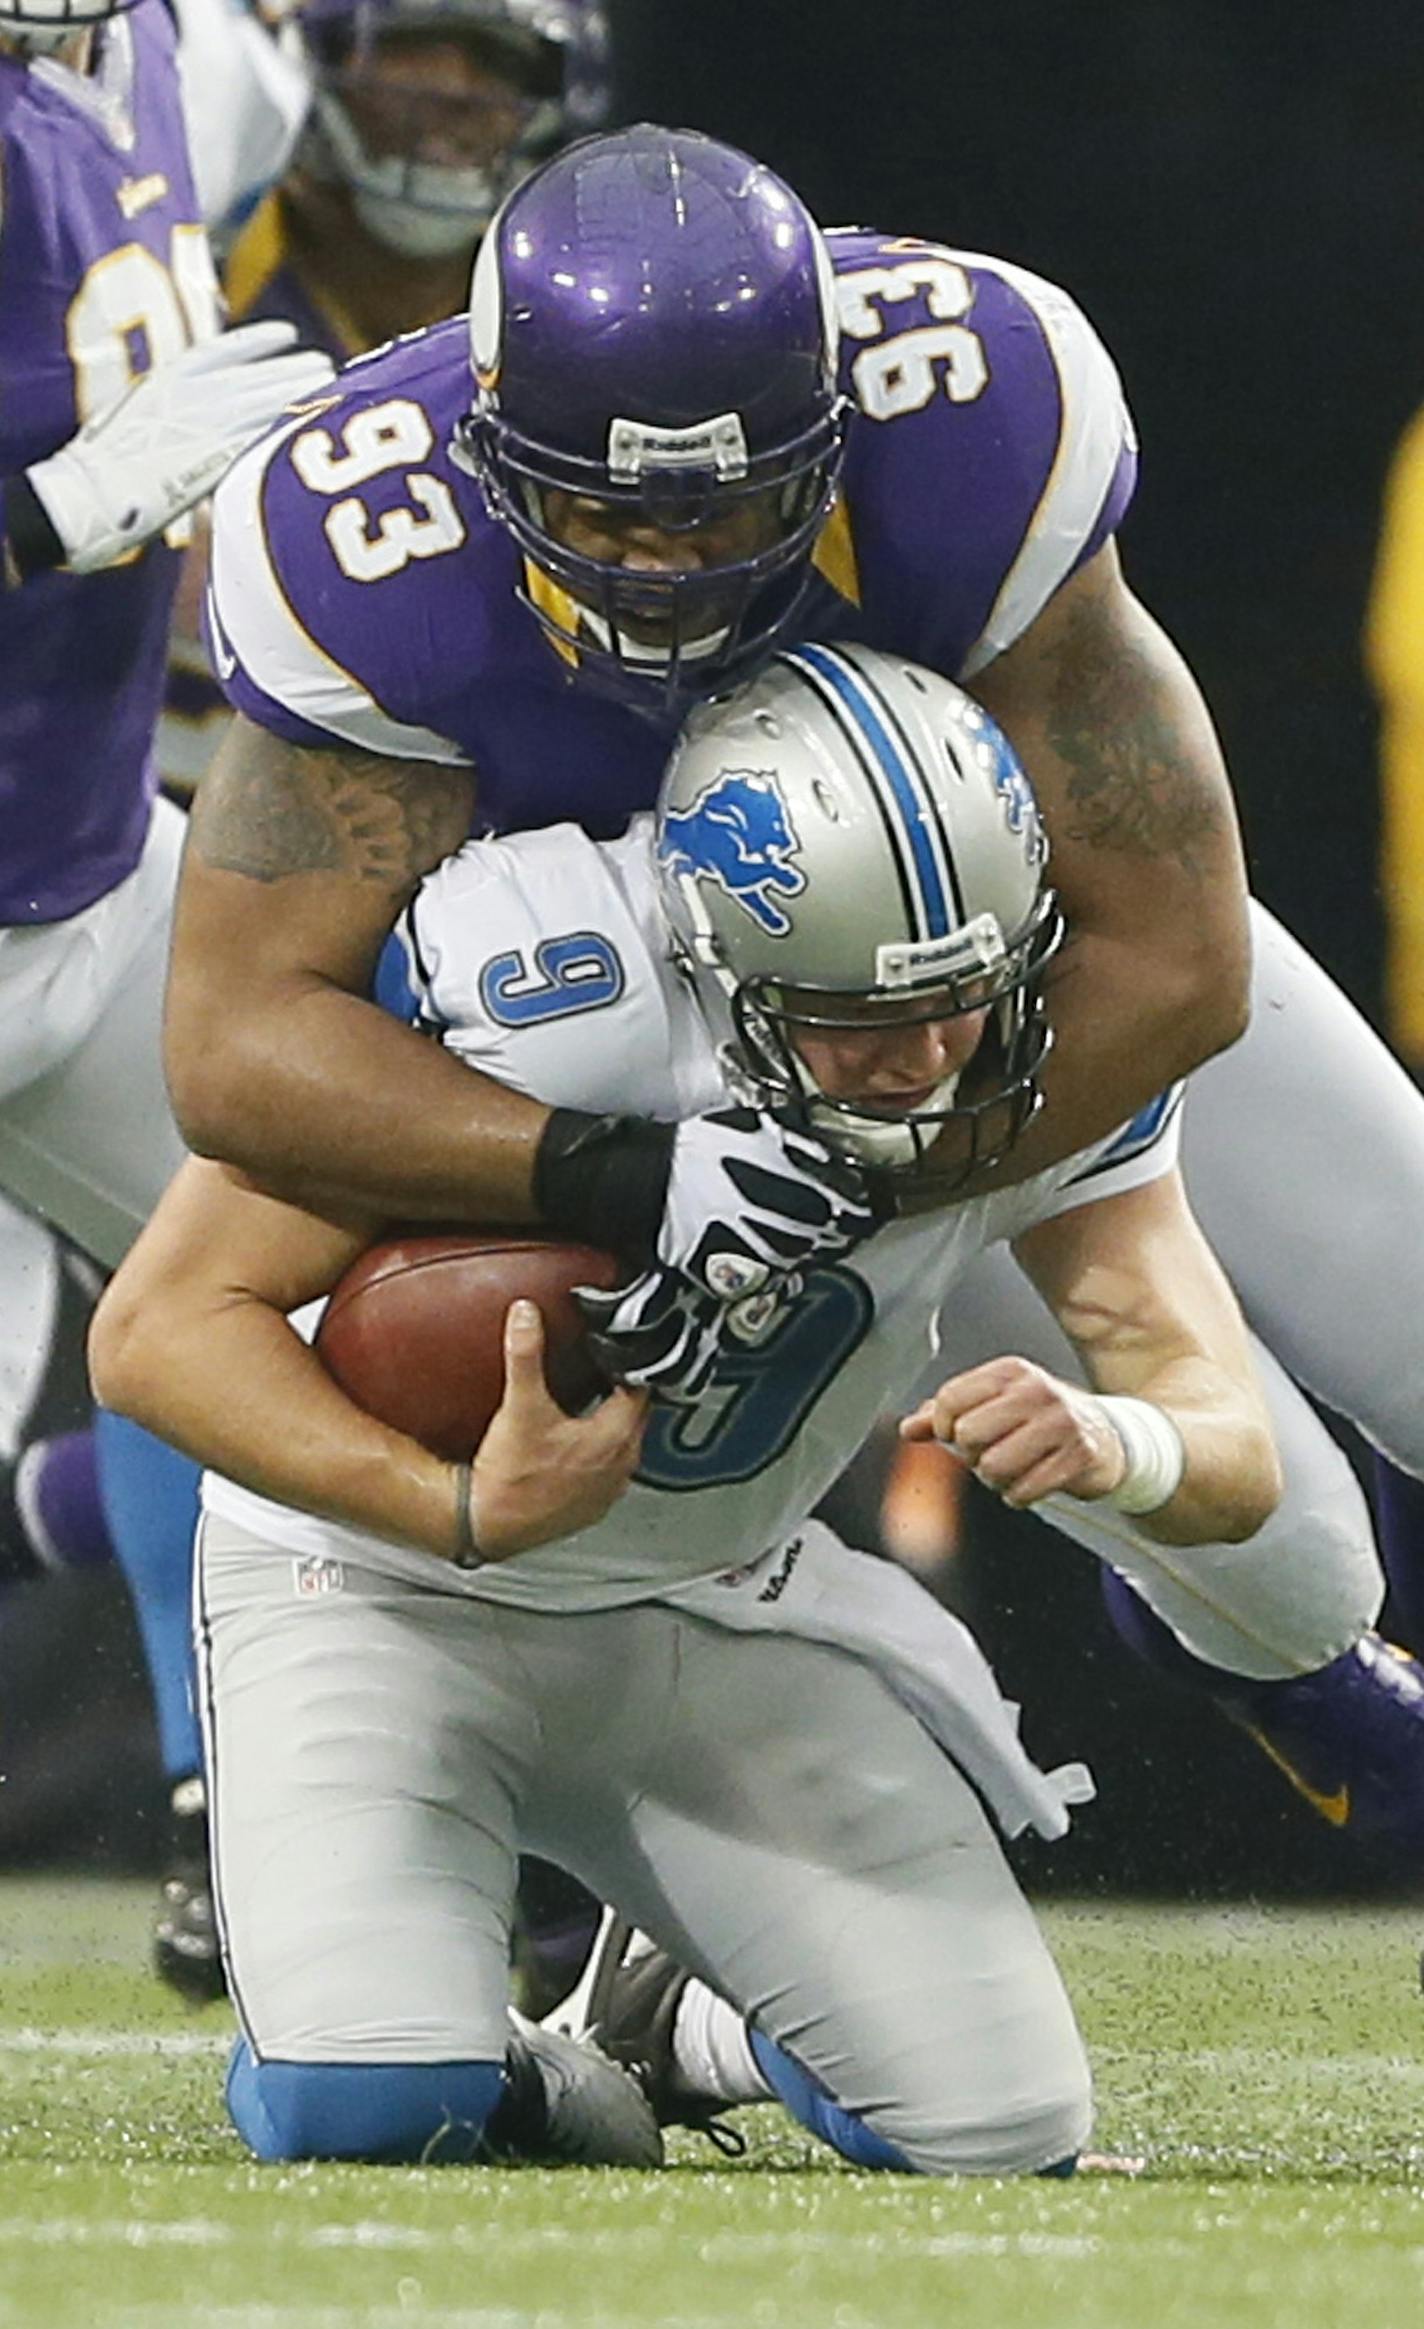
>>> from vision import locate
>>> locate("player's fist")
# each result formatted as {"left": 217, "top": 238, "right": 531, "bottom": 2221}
{"left": 576, "top": 1266, "right": 725, "bottom": 1404}
{"left": 900, "top": 1356, "right": 1128, "bottom": 1508}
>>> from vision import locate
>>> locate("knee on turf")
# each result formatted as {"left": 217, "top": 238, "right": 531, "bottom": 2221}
{"left": 884, "top": 2066, "right": 1094, "bottom": 2179}
{"left": 751, "top": 2026, "right": 1091, "bottom": 2179}
{"left": 226, "top": 2042, "right": 507, "bottom": 2164}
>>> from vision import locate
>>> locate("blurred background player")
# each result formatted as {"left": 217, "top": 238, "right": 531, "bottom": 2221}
{"left": 0, "top": 0, "right": 332, "bottom": 1987}
{"left": 1360, "top": 406, "right": 1424, "bottom": 1658}
{"left": 0, "top": 1196, "right": 112, "bottom": 1598}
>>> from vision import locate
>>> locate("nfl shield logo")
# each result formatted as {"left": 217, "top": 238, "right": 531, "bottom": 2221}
{"left": 294, "top": 1554, "right": 345, "bottom": 1599}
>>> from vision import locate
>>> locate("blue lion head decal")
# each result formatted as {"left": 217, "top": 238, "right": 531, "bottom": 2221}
{"left": 659, "top": 768, "right": 806, "bottom": 937}
{"left": 983, "top": 728, "right": 1046, "bottom": 861}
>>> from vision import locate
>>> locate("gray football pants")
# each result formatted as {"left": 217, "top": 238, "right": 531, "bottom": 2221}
{"left": 198, "top": 1515, "right": 1091, "bottom": 2177}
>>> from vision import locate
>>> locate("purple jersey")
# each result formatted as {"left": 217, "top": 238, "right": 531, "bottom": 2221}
{"left": 0, "top": 0, "right": 217, "bottom": 924}
{"left": 208, "top": 231, "right": 1137, "bottom": 841}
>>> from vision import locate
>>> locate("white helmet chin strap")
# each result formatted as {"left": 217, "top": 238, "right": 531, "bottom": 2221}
{"left": 1, "top": 14, "right": 93, "bottom": 48}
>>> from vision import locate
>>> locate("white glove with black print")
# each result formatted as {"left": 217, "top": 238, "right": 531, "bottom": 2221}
{"left": 565, "top": 1106, "right": 883, "bottom": 1402}
{"left": 652, "top": 1104, "right": 880, "bottom": 1294}
{"left": 23, "top": 321, "right": 334, "bottom": 575}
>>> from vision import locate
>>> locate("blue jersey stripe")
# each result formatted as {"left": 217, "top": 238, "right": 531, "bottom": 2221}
{"left": 788, "top": 644, "right": 951, "bottom": 939}
{"left": 370, "top": 921, "right": 450, "bottom": 1039}
{"left": 1068, "top": 1083, "right": 1184, "bottom": 1185}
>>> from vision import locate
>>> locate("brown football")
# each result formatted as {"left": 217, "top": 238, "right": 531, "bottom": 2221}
{"left": 314, "top": 1230, "right": 622, "bottom": 1462}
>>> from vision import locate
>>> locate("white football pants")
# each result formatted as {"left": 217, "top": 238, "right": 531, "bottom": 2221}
{"left": 0, "top": 797, "right": 186, "bottom": 1268}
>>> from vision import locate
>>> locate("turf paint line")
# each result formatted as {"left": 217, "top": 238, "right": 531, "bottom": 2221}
{"left": 12, "top": 2311, "right": 639, "bottom": 2329}
{"left": 96, "top": 2311, "right": 736, "bottom": 2329}
{"left": 0, "top": 2026, "right": 230, "bottom": 2058}
{"left": 0, "top": 2213, "right": 1101, "bottom": 2262}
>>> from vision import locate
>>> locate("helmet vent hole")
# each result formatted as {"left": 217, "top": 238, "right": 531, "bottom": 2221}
{"left": 812, "top": 778, "right": 842, "bottom": 822}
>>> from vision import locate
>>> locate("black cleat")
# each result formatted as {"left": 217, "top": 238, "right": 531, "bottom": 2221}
{"left": 545, "top": 1910, "right": 746, "bottom": 2153}
{"left": 486, "top": 2012, "right": 663, "bottom": 2167}
{"left": 152, "top": 1775, "right": 226, "bottom": 2005}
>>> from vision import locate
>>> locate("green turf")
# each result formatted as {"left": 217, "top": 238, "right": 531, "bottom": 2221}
{"left": 3, "top": 1880, "right": 1424, "bottom": 2328}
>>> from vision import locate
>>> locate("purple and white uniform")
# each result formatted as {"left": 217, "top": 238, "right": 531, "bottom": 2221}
{"left": 0, "top": 2, "right": 213, "bottom": 1259}
{"left": 209, "top": 234, "right": 1134, "bottom": 829}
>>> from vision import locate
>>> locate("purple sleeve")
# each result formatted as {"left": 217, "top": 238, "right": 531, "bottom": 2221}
{"left": 828, "top": 232, "right": 1137, "bottom": 680}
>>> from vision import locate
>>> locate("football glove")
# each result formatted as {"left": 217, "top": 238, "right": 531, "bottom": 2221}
{"left": 656, "top": 1105, "right": 883, "bottom": 1299}
{"left": 25, "top": 321, "right": 335, "bottom": 574}
{"left": 647, "top": 1103, "right": 890, "bottom": 1304}
{"left": 577, "top": 1268, "right": 727, "bottom": 1404}
{"left": 578, "top": 1262, "right": 799, "bottom": 1405}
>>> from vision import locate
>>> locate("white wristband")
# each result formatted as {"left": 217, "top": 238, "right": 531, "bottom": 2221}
{"left": 1095, "top": 1395, "right": 1186, "bottom": 1515}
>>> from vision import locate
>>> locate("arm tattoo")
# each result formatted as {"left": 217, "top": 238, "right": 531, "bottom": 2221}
{"left": 190, "top": 726, "right": 476, "bottom": 895}
{"left": 1040, "top": 593, "right": 1227, "bottom": 875}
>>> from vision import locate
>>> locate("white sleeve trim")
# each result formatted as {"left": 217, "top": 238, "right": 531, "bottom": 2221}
{"left": 208, "top": 420, "right": 473, "bottom": 766}
{"left": 956, "top": 252, "right": 1135, "bottom": 680}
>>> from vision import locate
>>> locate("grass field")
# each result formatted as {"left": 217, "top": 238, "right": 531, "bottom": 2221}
{"left": 3, "top": 1881, "right": 1424, "bottom": 2328}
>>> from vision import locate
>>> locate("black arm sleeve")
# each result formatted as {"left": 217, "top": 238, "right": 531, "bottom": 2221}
{"left": 3, "top": 472, "right": 65, "bottom": 585}
{"left": 532, "top": 1109, "right": 676, "bottom": 1267}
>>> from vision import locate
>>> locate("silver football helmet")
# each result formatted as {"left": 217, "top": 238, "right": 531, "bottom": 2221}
{"left": 654, "top": 641, "right": 1063, "bottom": 1188}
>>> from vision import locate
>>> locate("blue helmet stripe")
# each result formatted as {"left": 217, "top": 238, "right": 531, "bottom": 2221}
{"left": 785, "top": 643, "right": 952, "bottom": 938}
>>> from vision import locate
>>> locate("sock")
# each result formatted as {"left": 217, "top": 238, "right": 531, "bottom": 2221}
{"left": 747, "top": 2026, "right": 912, "bottom": 2171}
{"left": 95, "top": 1410, "right": 203, "bottom": 1780}
{"left": 227, "top": 2042, "right": 507, "bottom": 2164}
{"left": 671, "top": 1979, "right": 772, "bottom": 2106}
{"left": 1371, "top": 1455, "right": 1424, "bottom": 1652}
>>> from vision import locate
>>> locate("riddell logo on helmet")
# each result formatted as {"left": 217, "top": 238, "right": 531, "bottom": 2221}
{"left": 658, "top": 769, "right": 806, "bottom": 937}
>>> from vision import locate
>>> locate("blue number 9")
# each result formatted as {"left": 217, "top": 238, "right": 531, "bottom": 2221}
{"left": 638, "top": 1267, "right": 873, "bottom": 1491}
{"left": 479, "top": 932, "right": 625, "bottom": 1026}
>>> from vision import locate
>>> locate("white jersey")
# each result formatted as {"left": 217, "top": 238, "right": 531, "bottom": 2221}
{"left": 203, "top": 819, "right": 1180, "bottom": 1607}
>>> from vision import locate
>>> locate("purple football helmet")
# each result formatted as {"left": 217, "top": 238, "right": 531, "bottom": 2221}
{"left": 457, "top": 124, "right": 849, "bottom": 712}
{"left": 295, "top": 0, "right": 609, "bottom": 259}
